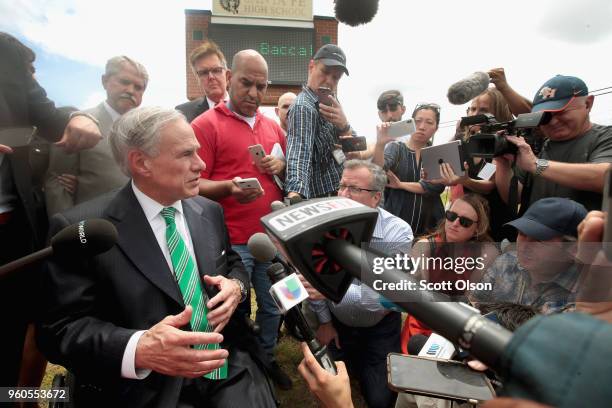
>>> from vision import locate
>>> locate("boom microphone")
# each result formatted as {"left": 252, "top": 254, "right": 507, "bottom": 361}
{"left": 0, "top": 219, "right": 118, "bottom": 279}
{"left": 447, "top": 71, "right": 490, "bottom": 105}
{"left": 334, "top": 0, "right": 379, "bottom": 26}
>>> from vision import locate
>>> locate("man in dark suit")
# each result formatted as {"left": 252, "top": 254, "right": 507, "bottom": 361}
{"left": 37, "top": 106, "right": 276, "bottom": 407}
{"left": 175, "top": 40, "right": 228, "bottom": 122}
{"left": 0, "top": 31, "right": 102, "bottom": 388}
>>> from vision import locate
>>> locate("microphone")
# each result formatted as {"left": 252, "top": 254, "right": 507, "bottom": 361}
{"left": 407, "top": 334, "right": 428, "bottom": 355}
{"left": 418, "top": 333, "right": 456, "bottom": 359}
{"left": 0, "top": 218, "right": 118, "bottom": 280}
{"left": 447, "top": 71, "right": 490, "bottom": 105}
{"left": 247, "top": 232, "right": 296, "bottom": 274}
{"left": 270, "top": 200, "right": 286, "bottom": 212}
{"left": 334, "top": 0, "right": 379, "bottom": 26}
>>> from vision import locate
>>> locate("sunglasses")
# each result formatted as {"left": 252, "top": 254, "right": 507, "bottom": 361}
{"left": 414, "top": 102, "right": 441, "bottom": 112}
{"left": 378, "top": 102, "right": 401, "bottom": 113}
{"left": 445, "top": 210, "right": 477, "bottom": 228}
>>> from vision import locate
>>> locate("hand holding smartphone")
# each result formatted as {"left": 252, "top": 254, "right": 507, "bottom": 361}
{"left": 340, "top": 136, "right": 367, "bottom": 152}
{"left": 235, "top": 177, "right": 263, "bottom": 191}
{"left": 387, "top": 119, "right": 417, "bottom": 138}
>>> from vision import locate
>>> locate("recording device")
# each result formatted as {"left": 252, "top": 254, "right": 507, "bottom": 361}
{"left": 260, "top": 197, "right": 511, "bottom": 369}
{"left": 235, "top": 177, "right": 263, "bottom": 190}
{"left": 418, "top": 333, "right": 457, "bottom": 359}
{"left": 334, "top": 0, "right": 379, "bottom": 26}
{"left": 421, "top": 140, "right": 465, "bottom": 180}
{"left": 387, "top": 354, "right": 495, "bottom": 403}
{"left": 248, "top": 144, "right": 266, "bottom": 165}
{"left": 0, "top": 219, "right": 118, "bottom": 279}
{"left": 0, "top": 127, "right": 35, "bottom": 148}
{"left": 340, "top": 136, "right": 367, "bottom": 152}
{"left": 603, "top": 166, "right": 612, "bottom": 260}
{"left": 388, "top": 118, "right": 416, "bottom": 138}
{"left": 447, "top": 72, "right": 491, "bottom": 105}
{"left": 461, "top": 111, "right": 551, "bottom": 158}
{"left": 315, "top": 86, "right": 334, "bottom": 106}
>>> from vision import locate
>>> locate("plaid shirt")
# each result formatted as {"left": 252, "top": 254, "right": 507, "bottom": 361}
{"left": 470, "top": 251, "right": 579, "bottom": 315}
{"left": 285, "top": 86, "right": 344, "bottom": 198}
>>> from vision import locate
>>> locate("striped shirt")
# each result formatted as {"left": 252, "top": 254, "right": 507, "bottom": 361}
{"left": 382, "top": 141, "right": 444, "bottom": 235}
{"left": 310, "top": 207, "right": 414, "bottom": 327}
{"left": 470, "top": 251, "right": 579, "bottom": 315}
{"left": 285, "top": 86, "right": 344, "bottom": 198}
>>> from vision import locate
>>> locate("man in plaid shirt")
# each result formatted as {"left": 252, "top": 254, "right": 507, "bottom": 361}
{"left": 285, "top": 44, "right": 355, "bottom": 199}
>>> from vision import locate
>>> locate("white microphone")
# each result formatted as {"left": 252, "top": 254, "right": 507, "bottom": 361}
{"left": 447, "top": 71, "right": 490, "bottom": 105}
{"left": 418, "top": 333, "right": 456, "bottom": 359}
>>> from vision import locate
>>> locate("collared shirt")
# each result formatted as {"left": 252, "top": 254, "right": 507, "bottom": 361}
{"left": 102, "top": 100, "right": 121, "bottom": 124}
{"left": 285, "top": 85, "right": 344, "bottom": 198}
{"left": 470, "top": 251, "right": 579, "bottom": 315}
{"left": 120, "top": 181, "right": 199, "bottom": 380}
{"left": 310, "top": 207, "right": 414, "bottom": 327}
{"left": 206, "top": 92, "right": 228, "bottom": 112}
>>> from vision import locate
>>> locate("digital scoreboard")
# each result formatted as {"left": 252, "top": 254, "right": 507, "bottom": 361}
{"left": 209, "top": 23, "right": 313, "bottom": 85}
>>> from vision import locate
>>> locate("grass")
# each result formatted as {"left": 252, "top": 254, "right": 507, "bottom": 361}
{"left": 40, "top": 291, "right": 367, "bottom": 407}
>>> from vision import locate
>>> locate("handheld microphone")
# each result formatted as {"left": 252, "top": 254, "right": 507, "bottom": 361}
{"left": 247, "top": 232, "right": 295, "bottom": 274}
{"left": 270, "top": 200, "right": 287, "bottom": 212}
{"left": 334, "top": 0, "right": 379, "bottom": 26}
{"left": 447, "top": 71, "right": 490, "bottom": 105}
{"left": 407, "top": 334, "right": 428, "bottom": 355}
{"left": 0, "top": 218, "right": 118, "bottom": 280}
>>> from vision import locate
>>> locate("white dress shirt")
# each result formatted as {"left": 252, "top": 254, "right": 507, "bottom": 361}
{"left": 120, "top": 181, "right": 199, "bottom": 379}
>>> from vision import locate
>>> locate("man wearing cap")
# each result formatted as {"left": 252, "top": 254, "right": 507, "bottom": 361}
{"left": 495, "top": 75, "right": 612, "bottom": 212}
{"left": 470, "top": 197, "right": 588, "bottom": 314}
{"left": 285, "top": 44, "right": 355, "bottom": 199}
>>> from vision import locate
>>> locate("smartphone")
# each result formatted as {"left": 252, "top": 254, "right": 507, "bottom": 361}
{"left": 603, "top": 166, "right": 612, "bottom": 260}
{"left": 387, "top": 353, "right": 495, "bottom": 403}
{"left": 388, "top": 119, "right": 417, "bottom": 138}
{"left": 236, "top": 177, "right": 263, "bottom": 190}
{"left": 315, "top": 87, "right": 334, "bottom": 106}
{"left": 248, "top": 144, "right": 266, "bottom": 165}
{"left": 0, "top": 127, "right": 35, "bottom": 148}
{"left": 340, "top": 136, "right": 367, "bottom": 152}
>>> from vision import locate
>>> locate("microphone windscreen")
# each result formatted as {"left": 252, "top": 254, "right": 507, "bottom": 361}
{"left": 334, "top": 0, "right": 379, "bottom": 26}
{"left": 51, "top": 219, "right": 118, "bottom": 258}
{"left": 407, "top": 334, "right": 429, "bottom": 355}
{"left": 271, "top": 200, "right": 286, "bottom": 212}
{"left": 447, "top": 71, "right": 490, "bottom": 105}
{"left": 247, "top": 232, "right": 277, "bottom": 262}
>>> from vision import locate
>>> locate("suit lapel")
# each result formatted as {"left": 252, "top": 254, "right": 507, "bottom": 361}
{"left": 183, "top": 198, "right": 216, "bottom": 279}
{"left": 107, "top": 184, "right": 184, "bottom": 306}
{"left": 93, "top": 103, "right": 113, "bottom": 137}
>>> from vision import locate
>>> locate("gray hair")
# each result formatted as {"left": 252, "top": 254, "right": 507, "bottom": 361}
{"left": 109, "top": 106, "right": 186, "bottom": 177}
{"left": 104, "top": 55, "right": 149, "bottom": 87}
{"left": 344, "top": 159, "right": 388, "bottom": 192}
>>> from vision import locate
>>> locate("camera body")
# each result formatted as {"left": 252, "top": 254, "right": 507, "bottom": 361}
{"left": 461, "top": 112, "right": 550, "bottom": 159}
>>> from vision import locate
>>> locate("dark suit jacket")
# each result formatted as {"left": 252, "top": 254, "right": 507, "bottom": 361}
{"left": 175, "top": 97, "right": 209, "bottom": 123}
{"left": 37, "top": 184, "right": 254, "bottom": 407}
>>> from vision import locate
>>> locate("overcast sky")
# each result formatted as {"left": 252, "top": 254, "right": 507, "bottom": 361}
{"left": 2, "top": 0, "right": 611, "bottom": 144}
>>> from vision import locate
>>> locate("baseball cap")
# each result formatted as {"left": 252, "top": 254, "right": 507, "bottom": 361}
{"left": 313, "top": 44, "right": 349, "bottom": 75}
{"left": 377, "top": 90, "right": 404, "bottom": 110}
{"left": 531, "top": 75, "right": 589, "bottom": 113}
{"left": 505, "top": 197, "right": 587, "bottom": 240}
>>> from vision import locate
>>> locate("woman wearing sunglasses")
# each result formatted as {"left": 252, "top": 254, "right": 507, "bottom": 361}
{"left": 372, "top": 103, "right": 445, "bottom": 235}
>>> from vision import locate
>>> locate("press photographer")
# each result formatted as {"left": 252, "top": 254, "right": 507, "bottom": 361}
{"left": 494, "top": 75, "right": 612, "bottom": 212}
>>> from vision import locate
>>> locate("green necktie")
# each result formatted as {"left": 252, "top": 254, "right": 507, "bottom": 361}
{"left": 161, "top": 207, "right": 228, "bottom": 380}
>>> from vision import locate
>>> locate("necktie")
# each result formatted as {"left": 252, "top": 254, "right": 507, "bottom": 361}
{"left": 161, "top": 207, "right": 228, "bottom": 379}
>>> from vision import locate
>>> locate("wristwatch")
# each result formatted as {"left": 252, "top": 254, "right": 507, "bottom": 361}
{"left": 231, "top": 278, "right": 248, "bottom": 303}
{"left": 337, "top": 122, "right": 351, "bottom": 134}
{"left": 534, "top": 158, "right": 549, "bottom": 176}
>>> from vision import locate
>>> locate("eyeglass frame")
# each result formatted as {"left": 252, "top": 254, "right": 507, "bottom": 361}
{"left": 445, "top": 210, "right": 477, "bottom": 228}
{"left": 195, "top": 66, "right": 226, "bottom": 78}
{"left": 338, "top": 184, "right": 380, "bottom": 195}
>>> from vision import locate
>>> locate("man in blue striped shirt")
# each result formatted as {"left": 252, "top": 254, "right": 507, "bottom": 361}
{"left": 308, "top": 160, "right": 414, "bottom": 408}
{"left": 285, "top": 44, "right": 354, "bottom": 199}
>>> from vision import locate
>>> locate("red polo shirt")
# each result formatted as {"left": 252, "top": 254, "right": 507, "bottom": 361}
{"left": 192, "top": 103, "right": 286, "bottom": 244}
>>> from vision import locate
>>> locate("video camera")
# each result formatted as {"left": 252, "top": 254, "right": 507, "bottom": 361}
{"left": 460, "top": 111, "right": 551, "bottom": 158}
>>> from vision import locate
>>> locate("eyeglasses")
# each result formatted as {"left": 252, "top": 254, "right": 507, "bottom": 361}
{"left": 378, "top": 103, "right": 401, "bottom": 113}
{"left": 338, "top": 184, "right": 378, "bottom": 194}
{"left": 196, "top": 67, "right": 225, "bottom": 78}
{"left": 445, "top": 210, "right": 477, "bottom": 228}
{"left": 414, "top": 103, "right": 441, "bottom": 113}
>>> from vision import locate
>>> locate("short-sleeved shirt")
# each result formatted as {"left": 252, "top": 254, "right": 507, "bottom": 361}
{"left": 285, "top": 86, "right": 344, "bottom": 198}
{"left": 520, "top": 124, "right": 612, "bottom": 211}
{"left": 382, "top": 141, "right": 444, "bottom": 235}
{"left": 470, "top": 251, "right": 579, "bottom": 315}
{"left": 192, "top": 103, "right": 286, "bottom": 244}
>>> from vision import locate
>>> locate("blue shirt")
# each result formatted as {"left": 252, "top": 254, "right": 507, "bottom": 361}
{"left": 310, "top": 207, "right": 414, "bottom": 327}
{"left": 285, "top": 86, "right": 344, "bottom": 198}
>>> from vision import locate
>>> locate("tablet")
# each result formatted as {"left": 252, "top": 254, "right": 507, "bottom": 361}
{"left": 421, "top": 140, "right": 464, "bottom": 180}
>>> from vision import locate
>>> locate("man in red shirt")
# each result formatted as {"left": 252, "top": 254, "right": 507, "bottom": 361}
{"left": 192, "top": 49, "right": 291, "bottom": 388}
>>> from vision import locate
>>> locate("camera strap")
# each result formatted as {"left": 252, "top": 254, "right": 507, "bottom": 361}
{"left": 508, "top": 157, "right": 520, "bottom": 218}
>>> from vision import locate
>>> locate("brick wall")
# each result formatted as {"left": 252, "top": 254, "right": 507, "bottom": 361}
{"left": 183, "top": 11, "right": 338, "bottom": 106}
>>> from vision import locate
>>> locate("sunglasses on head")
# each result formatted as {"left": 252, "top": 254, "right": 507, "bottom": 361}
{"left": 445, "top": 210, "right": 477, "bottom": 228}
{"left": 414, "top": 102, "right": 441, "bottom": 112}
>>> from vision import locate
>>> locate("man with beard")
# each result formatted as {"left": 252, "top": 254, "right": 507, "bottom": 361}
{"left": 44, "top": 55, "right": 148, "bottom": 216}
